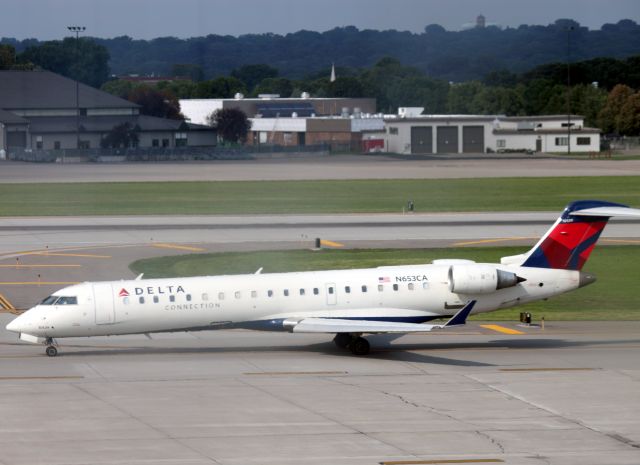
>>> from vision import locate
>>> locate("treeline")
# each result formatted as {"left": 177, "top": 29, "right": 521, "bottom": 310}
{"left": 3, "top": 19, "right": 640, "bottom": 82}
{"left": 101, "top": 56, "right": 640, "bottom": 135}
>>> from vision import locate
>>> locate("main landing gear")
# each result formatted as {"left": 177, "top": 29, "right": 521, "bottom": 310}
{"left": 45, "top": 338, "right": 58, "bottom": 357}
{"left": 333, "top": 333, "right": 370, "bottom": 356}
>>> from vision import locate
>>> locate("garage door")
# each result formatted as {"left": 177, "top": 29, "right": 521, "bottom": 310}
{"left": 6, "top": 131, "right": 26, "bottom": 148}
{"left": 410, "top": 126, "right": 432, "bottom": 154}
{"left": 463, "top": 126, "right": 484, "bottom": 153}
{"left": 436, "top": 126, "right": 458, "bottom": 154}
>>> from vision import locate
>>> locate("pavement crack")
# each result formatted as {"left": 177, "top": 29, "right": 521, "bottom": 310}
{"left": 475, "top": 429, "right": 505, "bottom": 453}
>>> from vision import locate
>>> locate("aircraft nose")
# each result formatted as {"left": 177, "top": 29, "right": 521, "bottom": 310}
{"left": 6, "top": 314, "right": 25, "bottom": 333}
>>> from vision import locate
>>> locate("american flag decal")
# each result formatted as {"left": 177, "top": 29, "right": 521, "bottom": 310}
{"left": 378, "top": 276, "right": 390, "bottom": 283}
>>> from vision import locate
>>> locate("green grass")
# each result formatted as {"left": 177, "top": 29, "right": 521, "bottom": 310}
{"left": 130, "top": 245, "right": 640, "bottom": 321}
{"left": 1, "top": 176, "right": 639, "bottom": 216}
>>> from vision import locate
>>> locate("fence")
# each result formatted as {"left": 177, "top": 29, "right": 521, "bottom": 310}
{"left": 5, "top": 144, "right": 332, "bottom": 163}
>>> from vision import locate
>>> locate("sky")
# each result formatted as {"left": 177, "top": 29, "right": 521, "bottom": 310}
{"left": 2, "top": 0, "right": 638, "bottom": 40}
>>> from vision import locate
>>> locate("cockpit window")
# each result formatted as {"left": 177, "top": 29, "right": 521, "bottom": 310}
{"left": 41, "top": 295, "right": 59, "bottom": 305}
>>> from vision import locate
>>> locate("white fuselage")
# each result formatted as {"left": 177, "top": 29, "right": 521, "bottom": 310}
{"left": 8, "top": 263, "right": 582, "bottom": 339}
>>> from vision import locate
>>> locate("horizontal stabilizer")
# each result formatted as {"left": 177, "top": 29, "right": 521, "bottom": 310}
{"left": 292, "top": 300, "right": 476, "bottom": 334}
{"left": 570, "top": 206, "right": 640, "bottom": 218}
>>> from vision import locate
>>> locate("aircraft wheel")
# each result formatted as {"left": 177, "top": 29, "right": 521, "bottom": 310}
{"left": 333, "top": 333, "right": 351, "bottom": 349}
{"left": 350, "top": 337, "right": 370, "bottom": 356}
{"left": 45, "top": 346, "right": 58, "bottom": 357}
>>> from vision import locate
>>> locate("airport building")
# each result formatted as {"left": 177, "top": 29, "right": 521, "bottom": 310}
{"left": 0, "top": 70, "right": 216, "bottom": 152}
{"left": 383, "top": 108, "right": 601, "bottom": 154}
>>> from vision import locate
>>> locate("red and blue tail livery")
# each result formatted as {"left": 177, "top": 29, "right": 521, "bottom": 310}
{"left": 521, "top": 200, "right": 629, "bottom": 270}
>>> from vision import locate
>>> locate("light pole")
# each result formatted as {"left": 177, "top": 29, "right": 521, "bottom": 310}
{"left": 67, "top": 26, "right": 85, "bottom": 153}
{"left": 566, "top": 26, "right": 573, "bottom": 156}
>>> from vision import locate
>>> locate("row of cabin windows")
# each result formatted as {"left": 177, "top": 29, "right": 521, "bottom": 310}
{"left": 126, "top": 282, "right": 428, "bottom": 305}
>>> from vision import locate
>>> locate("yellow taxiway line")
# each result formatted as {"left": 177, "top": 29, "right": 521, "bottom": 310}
{"left": 31, "top": 252, "right": 111, "bottom": 258}
{"left": 480, "top": 324, "right": 525, "bottom": 335}
{"left": 453, "top": 237, "right": 536, "bottom": 247}
{"left": 152, "top": 243, "right": 206, "bottom": 252}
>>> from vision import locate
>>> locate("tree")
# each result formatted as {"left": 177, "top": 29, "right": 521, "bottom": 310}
{"left": 100, "top": 79, "right": 134, "bottom": 99}
{"left": 0, "top": 44, "right": 16, "bottom": 70}
{"left": 100, "top": 122, "right": 139, "bottom": 148}
{"left": 252, "top": 77, "right": 293, "bottom": 97}
{"left": 598, "top": 84, "right": 635, "bottom": 134}
{"left": 207, "top": 108, "right": 251, "bottom": 144}
{"left": 127, "top": 85, "right": 182, "bottom": 120}
{"left": 231, "top": 64, "right": 278, "bottom": 91}
{"left": 617, "top": 92, "right": 640, "bottom": 135}
{"left": 19, "top": 38, "right": 110, "bottom": 87}
{"left": 194, "top": 77, "right": 246, "bottom": 98}
{"left": 171, "top": 63, "right": 204, "bottom": 81}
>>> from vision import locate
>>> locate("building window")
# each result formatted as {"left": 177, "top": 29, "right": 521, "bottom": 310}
{"left": 175, "top": 132, "right": 188, "bottom": 147}
{"left": 162, "top": 138, "right": 170, "bottom": 147}
{"left": 577, "top": 137, "right": 591, "bottom": 145}
{"left": 36, "top": 137, "right": 43, "bottom": 149}
{"left": 496, "top": 139, "right": 506, "bottom": 148}
{"left": 54, "top": 141, "right": 61, "bottom": 150}
{"left": 555, "top": 137, "right": 568, "bottom": 146}
{"left": 79, "top": 140, "right": 90, "bottom": 149}
{"left": 152, "top": 139, "right": 159, "bottom": 147}
{"left": 388, "top": 127, "right": 398, "bottom": 135}
{"left": 79, "top": 108, "right": 87, "bottom": 116}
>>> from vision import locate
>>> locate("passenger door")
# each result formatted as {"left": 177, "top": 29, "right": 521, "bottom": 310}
{"left": 325, "top": 283, "right": 337, "bottom": 306}
{"left": 93, "top": 283, "right": 116, "bottom": 325}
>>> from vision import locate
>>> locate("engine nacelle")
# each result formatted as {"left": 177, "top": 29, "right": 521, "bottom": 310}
{"left": 448, "top": 265, "right": 524, "bottom": 295}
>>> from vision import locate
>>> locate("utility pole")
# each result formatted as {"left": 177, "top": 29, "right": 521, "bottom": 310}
{"left": 67, "top": 26, "right": 85, "bottom": 155}
{"left": 566, "top": 26, "right": 573, "bottom": 156}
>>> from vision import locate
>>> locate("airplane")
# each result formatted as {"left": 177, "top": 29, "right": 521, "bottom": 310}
{"left": 5, "top": 200, "right": 640, "bottom": 357}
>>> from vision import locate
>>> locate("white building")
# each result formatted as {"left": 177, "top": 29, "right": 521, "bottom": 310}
{"left": 384, "top": 110, "right": 600, "bottom": 154}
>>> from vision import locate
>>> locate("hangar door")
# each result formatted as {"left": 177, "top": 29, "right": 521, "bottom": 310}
{"left": 463, "top": 126, "right": 484, "bottom": 153}
{"left": 436, "top": 126, "right": 458, "bottom": 154}
{"left": 6, "top": 131, "right": 26, "bottom": 148}
{"left": 410, "top": 126, "right": 433, "bottom": 154}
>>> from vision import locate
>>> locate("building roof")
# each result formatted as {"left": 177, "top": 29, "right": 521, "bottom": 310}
{"left": 0, "top": 109, "right": 28, "bottom": 124}
{"left": 493, "top": 127, "right": 601, "bottom": 135}
{"left": 27, "top": 115, "right": 207, "bottom": 134}
{"left": 0, "top": 70, "right": 138, "bottom": 110}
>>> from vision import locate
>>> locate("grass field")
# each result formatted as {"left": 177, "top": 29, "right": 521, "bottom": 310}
{"left": 130, "top": 245, "right": 640, "bottom": 321}
{"left": 1, "top": 176, "right": 639, "bottom": 216}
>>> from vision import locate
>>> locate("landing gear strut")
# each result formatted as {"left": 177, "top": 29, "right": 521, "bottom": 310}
{"left": 45, "top": 338, "right": 58, "bottom": 357}
{"left": 333, "top": 333, "right": 371, "bottom": 355}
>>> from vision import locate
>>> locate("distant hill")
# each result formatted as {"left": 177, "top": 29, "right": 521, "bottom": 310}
{"left": 3, "top": 19, "right": 640, "bottom": 82}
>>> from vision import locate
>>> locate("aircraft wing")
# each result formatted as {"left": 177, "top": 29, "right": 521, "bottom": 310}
{"left": 291, "top": 300, "right": 476, "bottom": 334}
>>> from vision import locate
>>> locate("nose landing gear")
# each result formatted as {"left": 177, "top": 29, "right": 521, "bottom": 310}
{"left": 44, "top": 338, "right": 58, "bottom": 357}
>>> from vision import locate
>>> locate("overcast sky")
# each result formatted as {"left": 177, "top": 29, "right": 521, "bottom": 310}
{"left": 3, "top": 0, "right": 638, "bottom": 40}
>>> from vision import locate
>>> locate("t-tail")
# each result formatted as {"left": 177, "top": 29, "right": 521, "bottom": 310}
{"left": 501, "top": 200, "right": 640, "bottom": 270}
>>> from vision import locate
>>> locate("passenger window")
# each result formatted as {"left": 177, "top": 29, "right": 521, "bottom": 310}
{"left": 408, "top": 283, "right": 415, "bottom": 291}
{"left": 218, "top": 292, "right": 225, "bottom": 300}
{"left": 123, "top": 297, "right": 130, "bottom": 305}
{"left": 284, "top": 289, "right": 289, "bottom": 297}
{"left": 328, "top": 287, "right": 334, "bottom": 294}
{"left": 251, "top": 291, "right": 257, "bottom": 298}
{"left": 313, "top": 288, "right": 319, "bottom": 295}
{"left": 268, "top": 290, "right": 274, "bottom": 297}
{"left": 345, "top": 286, "right": 351, "bottom": 293}
{"left": 235, "top": 291, "right": 241, "bottom": 299}
{"left": 202, "top": 293, "right": 209, "bottom": 301}
{"left": 153, "top": 296, "right": 159, "bottom": 303}
{"left": 139, "top": 296, "right": 145, "bottom": 304}
{"left": 169, "top": 295, "right": 175, "bottom": 302}
{"left": 422, "top": 282, "right": 429, "bottom": 290}
{"left": 186, "top": 294, "right": 192, "bottom": 301}
{"left": 378, "top": 285, "right": 383, "bottom": 292}
{"left": 299, "top": 289, "right": 305, "bottom": 296}
{"left": 361, "top": 285, "right": 367, "bottom": 293}
{"left": 393, "top": 284, "right": 399, "bottom": 291}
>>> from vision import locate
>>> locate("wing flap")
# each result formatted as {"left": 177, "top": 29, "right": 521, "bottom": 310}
{"left": 291, "top": 301, "right": 476, "bottom": 334}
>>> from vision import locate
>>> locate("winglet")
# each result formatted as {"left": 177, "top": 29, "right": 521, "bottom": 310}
{"left": 443, "top": 300, "right": 476, "bottom": 327}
